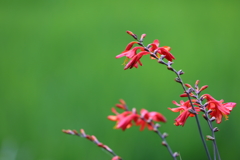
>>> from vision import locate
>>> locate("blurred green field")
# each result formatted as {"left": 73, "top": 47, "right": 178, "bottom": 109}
{"left": 0, "top": 0, "right": 240, "bottom": 160}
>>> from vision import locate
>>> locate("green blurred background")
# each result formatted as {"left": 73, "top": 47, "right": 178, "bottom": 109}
{"left": 0, "top": 0, "right": 240, "bottom": 159}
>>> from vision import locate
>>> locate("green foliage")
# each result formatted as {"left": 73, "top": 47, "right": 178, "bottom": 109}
{"left": 0, "top": 0, "right": 240, "bottom": 159}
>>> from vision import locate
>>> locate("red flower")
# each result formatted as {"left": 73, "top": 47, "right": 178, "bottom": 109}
{"left": 112, "top": 156, "right": 121, "bottom": 160}
{"left": 116, "top": 33, "right": 175, "bottom": 70}
{"left": 108, "top": 108, "right": 139, "bottom": 131}
{"left": 123, "top": 51, "right": 149, "bottom": 70}
{"left": 148, "top": 39, "right": 175, "bottom": 61}
{"left": 116, "top": 46, "right": 144, "bottom": 59}
{"left": 136, "top": 109, "right": 166, "bottom": 130}
{"left": 168, "top": 100, "right": 200, "bottom": 126}
{"left": 115, "top": 99, "right": 127, "bottom": 110}
{"left": 116, "top": 45, "right": 146, "bottom": 69}
{"left": 202, "top": 94, "right": 236, "bottom": 123}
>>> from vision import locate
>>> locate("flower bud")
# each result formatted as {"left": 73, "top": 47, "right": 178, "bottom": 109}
{"left": 180, "top": 93, "right": 188, "bottom": 97}
{"left": 177, "top": 70, "right": 184, "bottom": 75}
{"left": 175, "top": 77, "right": 181, "bottom": 83}
{"left": 140, "top": 34, "right": 146, "bottom": 42}
{"left": 167, "top": 65, "right": 174, "bottom": 71}
{"left": 206, "top": 135, "right": 215, "bottom": 141}
{"left": 207, "top": 109, "right": 212, "bottom": 114}
{"left": 195, "top": 80, "right": 200, "bottom": 86}
{"left": 162, "top": 141, "right": 167, "bottom": 146}
{"left": 173, "top": 152, "right": 179, "bottom": 157}
{"left": 202, "top": 114, "right": 208, "bottom": 121}
{"left": 167, "top": 61, "right": 173, "bottom": 66}
{"left": 210, "top": 117, "right": 216, "bottom": 122}
{"left": 213, "top": 127, "right": 219, "bottom": 132}
{"left": 162, "top": 132, "right": 168, "bottom": 138}
{"left": 199, "top": 85, "right": 208, "bottom": 92}
{"left": 185, "top": 83, "right": 192, "bottom": 88}
{"left": 126, "top": 30, "right": 138, "bottom": 40}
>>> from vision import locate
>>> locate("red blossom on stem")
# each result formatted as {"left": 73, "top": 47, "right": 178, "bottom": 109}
{"left": 108, "top": 100, "right": 167, "bottom": 131}
{"left": 112, "top": 156, "right": 122, "bottom": 160}
{"left": 136, "top": 109, "right": 167, "bottom": 130}
{"left": 108, "top": 107, "right": 139, "bottom": 131}
{"left": 116, "top": 31, "right": 175, "bottom": 70}
{"left": 168, "top": 100, "right": 200, "bottom": 126}
{"left": 202, "top": 94, "right": 236, "bottom": 123}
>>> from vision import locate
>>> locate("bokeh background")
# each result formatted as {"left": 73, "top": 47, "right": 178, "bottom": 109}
{"left": 0, "top": 0, "right": 240, "bottom": 159}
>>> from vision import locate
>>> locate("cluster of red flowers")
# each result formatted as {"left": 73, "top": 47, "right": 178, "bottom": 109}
{"left": 108, "top": 99, "right": 166, "bottom": 131}
{"left": 116, "top": 31, "right": 175, "bottom": 70}
{"left": 168, "top": 81, "right": 236, "bottom": 126}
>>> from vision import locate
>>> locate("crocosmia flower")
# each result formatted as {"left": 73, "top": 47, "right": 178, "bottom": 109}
{"left": 168, "top": 100, "right": 200, "bottom": 126}
{"left": 202, "top": 94, "right": 236, "bottom": 123}
{"left": 116, "top": 31, "right": 175, "bottom": 70}
{"left": 108, "top": 108, "right": 139, "bottom": 131}
{"left": 136, "top": 109, "right": 166, "bottom": 130}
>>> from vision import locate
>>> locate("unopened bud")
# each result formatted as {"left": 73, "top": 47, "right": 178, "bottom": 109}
{"left": 177, "top": 70, "right": 184, "bottom": 75}
{"left": 175, "top": 77, "right": 181, "bottom": 83}
{"left": 162, "top": 132, "right": 168, "bottom": 138}
{"left": 206, "top": 135, "right": 215, "bottom": 141}
{"left": 173, "top": 152, "right": 179, "bottom": 157}
{"left": 126, "top": 31, "right": 137, "bottom": 40}
{"left": 153, "top": 123, "right": 160, "bottom": 132}
{"left": 80, "top": 129, "right": 86, "bottom": 136}
{"left": 186, "top": 88, "right": 194, "bottom": 94}
{"left": 140, "top": 34, "right": 146, "bottom": 42}
{"left": 210, "top": 117, "right": 216, "bottom": 122}
{"left": 213, "top": 127, "right": 219, "bottom": 132}
{"left": 158, "top": 59, "right": 165, "bottom": 64}
{"left": 202, "top": 114, "right": 208, "bottom": 121}
{"left": 162, "top": 141, "right": 167, "bottom": 146}
{"left": 160, "top": 55, "right": 166, "bottom": 60}
{"left": 180, "top": 93, "right": 188, "bottom": 97}
{"left": 185, "top": 83, "right": 192, "bottom": 88}
{"left": 200, "top": 96, "right": 205, "bottom": 101}
{"left": 195, "top": 80, "right": 200, "bottom": 88}
{"left": 199, "top": 85, "right": 208, "bottom": 92}
{"left": 207, "top": 109, "right": 212, "bottom": 114}
{"left": 119, "top": 99, "right": 126, "bottom": 105}
{"left": 200, "top": 108, "right": 205, "bottom": 112}
{"left": 167, "top": 66, "right": 174, "bottom": 71}
{"left": 146, "top": 44, "right": 151, "bottom": 49}
{"left": 147, "top": 118, "right": 152, "bottom": 123}
{"left": 153, "top": 49, "right": 159, "bottom": 55}
{"left": 167, "top": 61, "right": 173, "bottom": 66}
{"left": 202, "top": 102, "right": 209, "bottom": 108}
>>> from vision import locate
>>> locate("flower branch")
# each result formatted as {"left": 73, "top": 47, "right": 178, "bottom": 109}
{"left": 117, "top": 31, "right": 211, "bottom": 160}
{"left": 108, "top": 99, "right": 178, "bottom": 160}
{"left": 62, "top": 129, "right": 122, "bottom": 160}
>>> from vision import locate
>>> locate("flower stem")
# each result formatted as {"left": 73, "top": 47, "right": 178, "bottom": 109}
{"left": 151, "top": 123, "right": 178, "bottom": 160}
{"left": 62, "top": 129, "right": 123, "bottom": 160}
{"left": 172, "top": 70, "right": 212, "bottom": 160}
{"left": 137, "top": 39, "right": 211, "bottom": 160}
{"left": 196, "top": 94, "right": 221, "bottom": 160}
{"left": 124, "top": 106, "right": 178, "bottom": 160}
